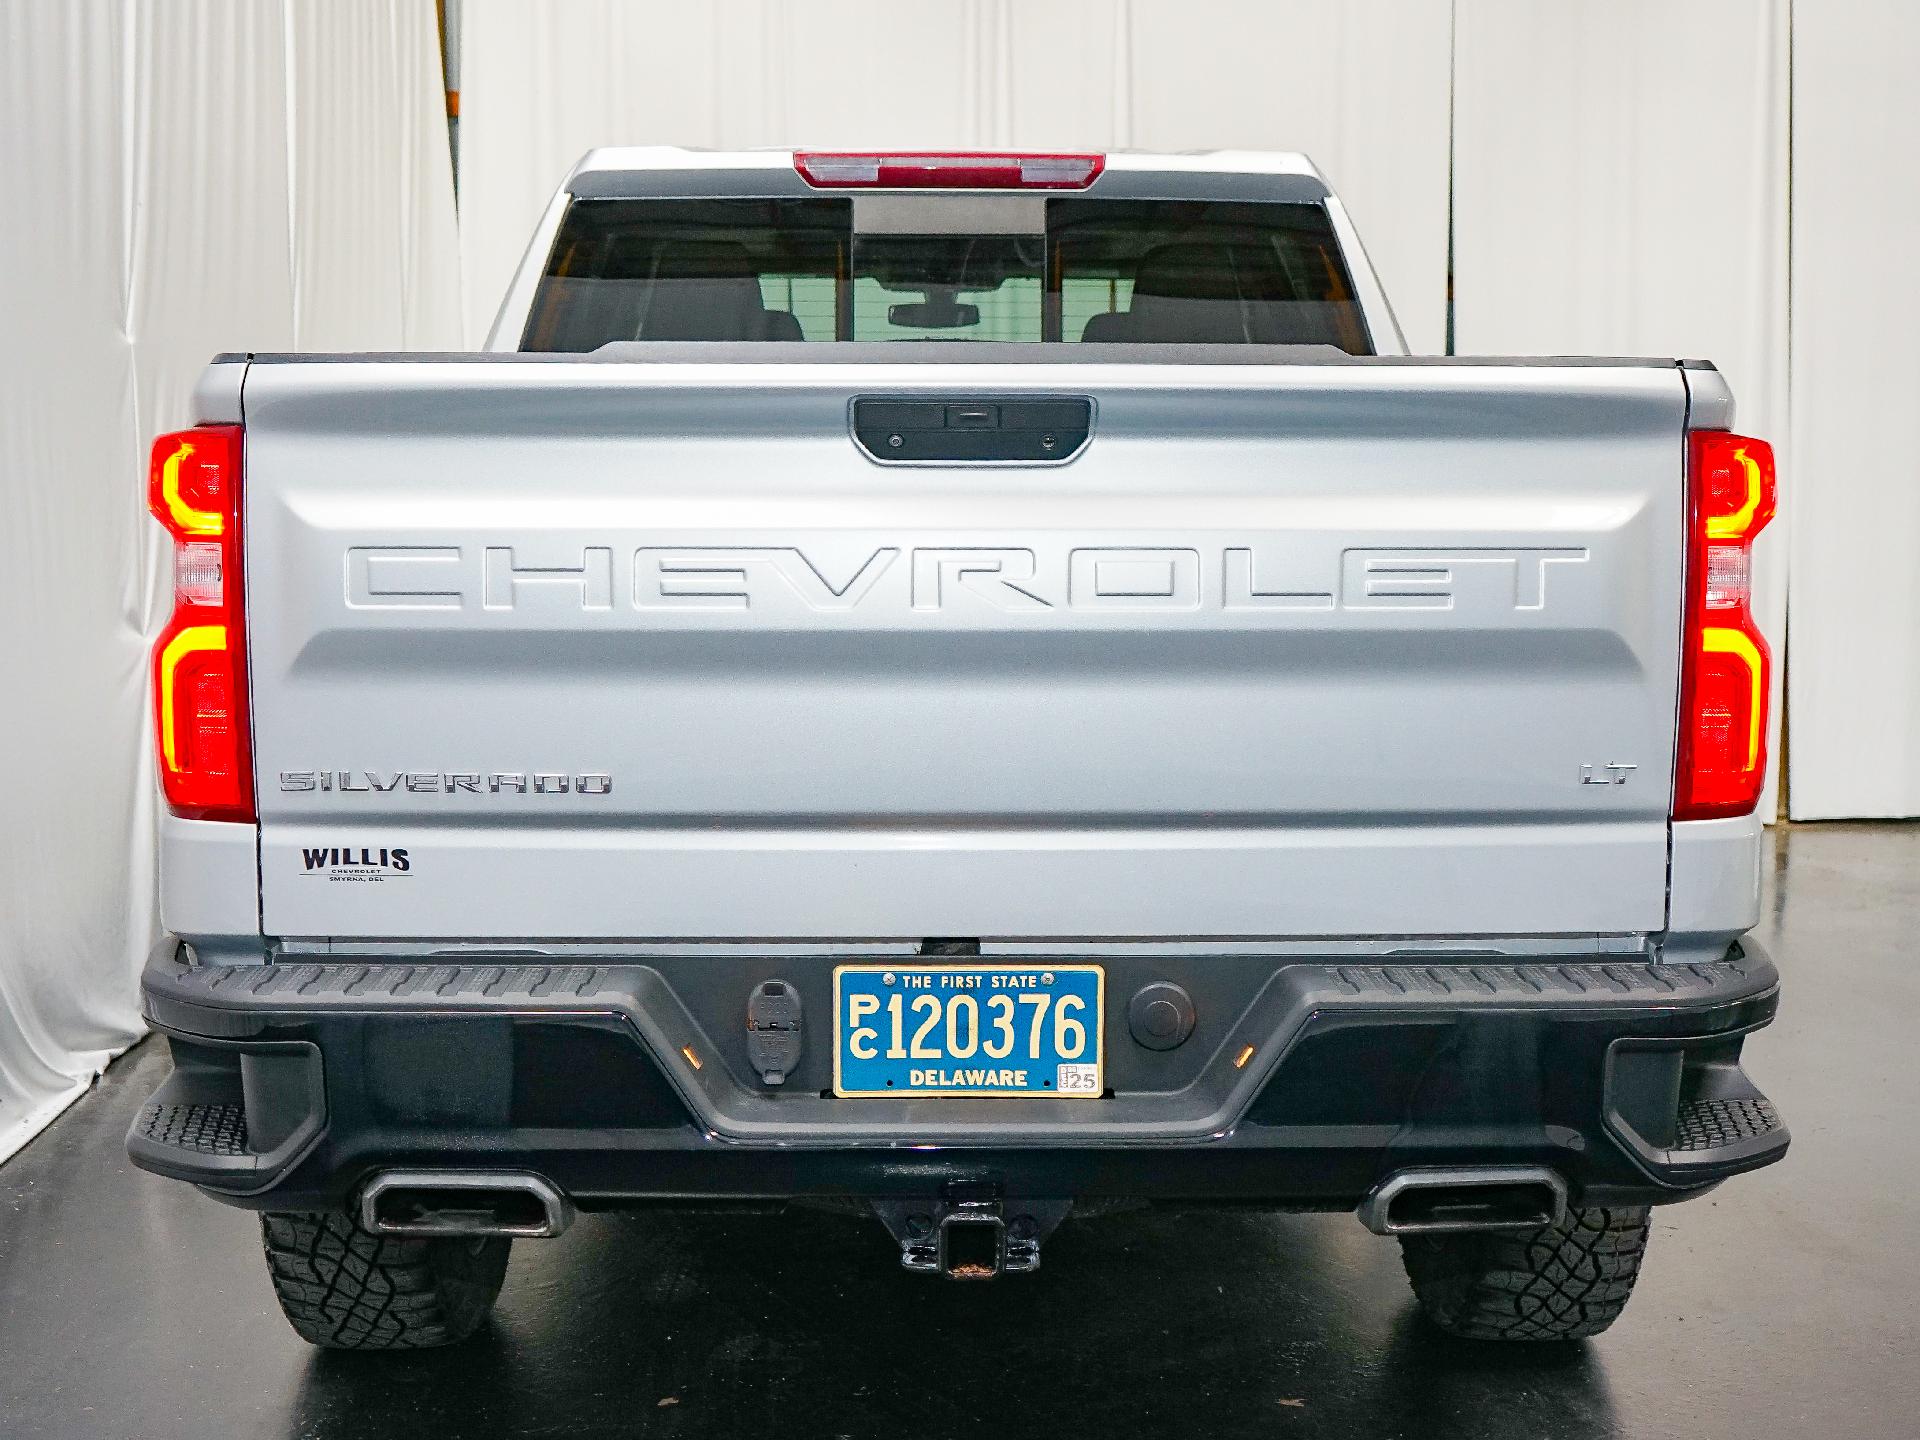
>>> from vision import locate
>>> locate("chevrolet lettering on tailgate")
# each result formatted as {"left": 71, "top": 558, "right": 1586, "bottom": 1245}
{"left": 345, "top": 542, "right": 1590, "bottom": 617}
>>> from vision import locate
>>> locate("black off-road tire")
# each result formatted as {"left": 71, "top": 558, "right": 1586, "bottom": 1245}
{"left": 1399, "top": 1206, "right": 1651, "bottom": 1341}
{"left": 261, "top": 1211, "right": 511, "bottom": 1350}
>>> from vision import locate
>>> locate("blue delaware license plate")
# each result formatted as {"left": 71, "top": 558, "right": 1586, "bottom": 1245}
{"left": 833, "top": 964, "right": 1105, "bottom": 1098}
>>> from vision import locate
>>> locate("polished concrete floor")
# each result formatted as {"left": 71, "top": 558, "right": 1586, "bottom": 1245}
{"left": 2, "top": 824, "right": 1915, "bottom": 1440}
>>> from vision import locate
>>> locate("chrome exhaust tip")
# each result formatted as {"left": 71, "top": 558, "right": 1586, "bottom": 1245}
{"left": 1357, "top": 1166, "right": 1568, "bottom": 1237}
{"left": 359, "top": 1170, "right": 575, "bottom": 1238}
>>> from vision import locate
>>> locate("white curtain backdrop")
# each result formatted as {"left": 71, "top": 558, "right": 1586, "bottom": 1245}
{"left": 0, "top": 0, "right": 458, "bottom": 1163}
{"left": 1786, "top": 0, "right": 1920, "bottom": 819}
{"left": 455, "top": 0, "right": 1453, "bottom": 351}
{"left": 1450, "top": 0, "right": 1792, "bottom": 815}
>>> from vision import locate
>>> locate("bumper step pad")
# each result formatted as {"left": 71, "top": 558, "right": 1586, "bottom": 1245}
{"left": 135, "top": 1100, "right": 250, "bottom": 1157}
{"left": 124, "top": 1041, "right": 329, "bottom": 1193}
{"left": 1675, "top": 1095, "right": 1782, "bottom": 1152}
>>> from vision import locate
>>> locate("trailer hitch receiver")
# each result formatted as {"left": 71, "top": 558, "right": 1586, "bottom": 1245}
{"left": 872, "top": 1190, "right": 1070, "bottom": 1279}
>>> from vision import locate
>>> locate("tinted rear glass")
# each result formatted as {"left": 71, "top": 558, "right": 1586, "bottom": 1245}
{"left": 522, "top": 196, "right": 1370, "bottom": 353}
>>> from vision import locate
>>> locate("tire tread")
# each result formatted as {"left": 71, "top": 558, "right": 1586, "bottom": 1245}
{"left": 260, "top": 1211, "right": 509, "bottom": 1350}
{"left": 1399, "top": 1205, "right": 1650, "bottom": 1341}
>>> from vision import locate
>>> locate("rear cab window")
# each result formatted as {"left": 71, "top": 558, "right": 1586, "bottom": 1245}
{"left": 521, "top": 195, "right": 1371, "bottom": 354}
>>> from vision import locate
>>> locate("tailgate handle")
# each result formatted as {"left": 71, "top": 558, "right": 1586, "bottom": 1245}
{"left": 852, "top": 396, "right": 1092, "bottom": 464}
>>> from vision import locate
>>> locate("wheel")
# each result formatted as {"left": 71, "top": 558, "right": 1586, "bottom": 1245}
{"left": 1398, "top": 1206, "right": 1651, "bottom": 1341}
{"left": 260, "top": 1211, "right": 511, "bottom": 1350}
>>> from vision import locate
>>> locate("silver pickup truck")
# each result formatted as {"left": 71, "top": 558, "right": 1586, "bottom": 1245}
{"left": 129, "top": 148, "right": 1787, "bottom": 1348}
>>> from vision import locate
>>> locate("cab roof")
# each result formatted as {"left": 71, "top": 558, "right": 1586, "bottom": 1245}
{"left": 563, "top": 148, "right": 1334, "bottom": 204}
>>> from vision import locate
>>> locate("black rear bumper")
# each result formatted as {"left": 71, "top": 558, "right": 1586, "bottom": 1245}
{"left": 129, "top": 938, "right": 1787, "bottom": 1214}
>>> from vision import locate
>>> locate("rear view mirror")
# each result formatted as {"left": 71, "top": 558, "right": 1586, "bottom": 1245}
{"left": 888, "top": 299, "right": 980, "bottom": 329}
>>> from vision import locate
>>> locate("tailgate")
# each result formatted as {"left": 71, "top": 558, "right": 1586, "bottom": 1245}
{"left": 240, "top": 356, "right": 1686, "bottom": 942}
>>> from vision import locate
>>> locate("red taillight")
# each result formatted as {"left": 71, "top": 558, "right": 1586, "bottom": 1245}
{"left": 149, "top": 425, "right": 253, "bottom": 822}
{"left": 1675, "top": 430, "right": 1776, "bottom": 820}
{"left": 792, "top": 151, "right": 1103, "bottom": 189}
